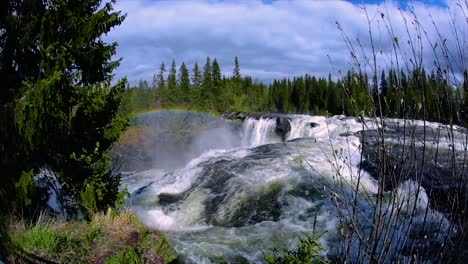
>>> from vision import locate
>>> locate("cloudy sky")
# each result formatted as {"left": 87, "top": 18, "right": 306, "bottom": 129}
{"left": 105, "top": 0, "right": 466, "bottom": 85}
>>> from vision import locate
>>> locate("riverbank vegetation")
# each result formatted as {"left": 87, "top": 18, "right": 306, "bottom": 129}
{"left": 7, "top": 210, "right": 175, "bottom": 263}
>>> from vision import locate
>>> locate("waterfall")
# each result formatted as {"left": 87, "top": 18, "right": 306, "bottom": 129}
{"left": 241, "top": 115, "right": 328, "bottom": 147}
{"left": 241, "top": 117, "right": 279, "bottom": 147}
{"left": 118, "top": 113, "right": 464, "bottom": 263}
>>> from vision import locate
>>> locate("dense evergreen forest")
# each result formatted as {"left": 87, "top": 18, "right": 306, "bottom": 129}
{"left": 124, "top": 57, "right": 466, "bottom": 126}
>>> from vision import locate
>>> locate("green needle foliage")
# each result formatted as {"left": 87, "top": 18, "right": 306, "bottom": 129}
{"left": 0, "top": 0, "right": 128, "bottom": 215}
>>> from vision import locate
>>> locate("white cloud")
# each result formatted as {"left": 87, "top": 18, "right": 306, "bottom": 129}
{"left": 105, "top": 0, "right": 466, "bottom": 85}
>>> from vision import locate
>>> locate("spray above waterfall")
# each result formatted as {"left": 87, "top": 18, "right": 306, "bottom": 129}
{"left": 114, "top": 111, "right": 466, "bottom": 263}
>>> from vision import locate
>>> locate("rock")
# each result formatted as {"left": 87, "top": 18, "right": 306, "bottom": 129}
{"left": 222, "top": 111, "right": 248, "bottom": 121}
{"left": 222, "top": 112, "right": 293, "bottom": 141}
{"left": 275, "top": 117, "right": 291, "bottom": 141}
{"left": 359, "top": 125, "right": 467, "bottom": 220}
{"left": 309, "top": 122, "right": 319, "bottom": 128}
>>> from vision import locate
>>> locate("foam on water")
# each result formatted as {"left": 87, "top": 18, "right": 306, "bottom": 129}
{"left": 120, "top": 114, "right": 460, "bottom": 263}
{"left": 241, "top": 117, "right": 280, "bottom": 146}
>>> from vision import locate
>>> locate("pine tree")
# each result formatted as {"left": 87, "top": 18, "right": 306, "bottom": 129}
{"left": 0, "top": 0, "right": 46, "bottom": 215}
{"left": 380, "top": 70, "right": 388, "bottom": 115}
{"left": 138, "top": 80, "right": 149, "bottom": 90}
{"left": 388, "top": 69, "right": 399, "bottom": 117}
{"left": 178, "top": 62, "right": 190, "bottom": 104}
{"left": 380, "top": 70, "right": 388, "bottom": 98}
{"left": 202, "top": 57, "right": 212, "bottom": 108}
{"left": 2, "top": 0, "right": 127, "bottom": 213}
{"left": 372, "top": 73, "right": 379, "bottom": 97}
{"left": 212, "top": 59, "right": 222, "bottom": 87}
{"left": 155, "top": 62, "right": 166, "bottom": 89}
{"left": 212, "top": 59, "right": 222, "bottom": 109}
{"left": 309, "top": 76, "right": 319, "bottom": 113}
{"left": 327, "top": 73, "right": 340, "bottom": 115}
{"left": 233, "top": 56, "right": 241, "bottom": 80}
{"left": 279, "top": 79, "right": 290, "bottom": 113}
{"left": 233, "top": 56, "right": 243, "bottom": 97}
{"left": 191, "top": 62, "right": 202, "bottom": 87}
{"left": 168, "top": 60, "right": 177, "bottom": 90}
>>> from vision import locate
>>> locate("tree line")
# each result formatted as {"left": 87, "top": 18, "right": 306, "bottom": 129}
{"left": 123, "top": 56, "right": 267, "bottom": 114}
{"left": 124, "top": 57, "right": 465, "bottom": 126}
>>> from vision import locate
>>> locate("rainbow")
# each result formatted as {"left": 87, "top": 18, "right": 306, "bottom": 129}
{"left": 130, "top": 105, "right": 221, "bottom": 120}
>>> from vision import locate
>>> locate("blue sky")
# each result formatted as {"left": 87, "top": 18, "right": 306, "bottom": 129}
{"left": 106, "top": 0, "right": 463, "bottom": 85}
{"left": 347, "top": 0, "right": 447, "bottom": 7}
{"left": 264, "top": 0, "right": 446, "bottom": 6}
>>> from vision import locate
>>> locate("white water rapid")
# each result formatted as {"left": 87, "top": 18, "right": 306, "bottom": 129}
{"left": 119, "top": 113, "right": 465, "bottom": 263}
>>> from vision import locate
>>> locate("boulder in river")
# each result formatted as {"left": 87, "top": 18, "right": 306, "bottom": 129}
{"left": 275, "top": 116, "right": 291, "bottom": 141}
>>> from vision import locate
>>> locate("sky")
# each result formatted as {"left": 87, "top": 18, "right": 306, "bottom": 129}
{"left": 105, "top": 0, "right": 465, "bottom": 85}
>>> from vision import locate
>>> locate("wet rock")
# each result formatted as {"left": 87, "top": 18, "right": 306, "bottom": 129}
{"left": 158, "top": 193, "right": 186, "bottom": 205}
{"left": 309, "top": 122, "right": 319, "bottom": 128}
{"left": 360, "top": 124, "right": 467, "bottom": 219}
{"left": 276, "top": 117, "right": 291, "bottom": 141}
{"left": 222, "top": 111, "right": 248, "bottom": 121}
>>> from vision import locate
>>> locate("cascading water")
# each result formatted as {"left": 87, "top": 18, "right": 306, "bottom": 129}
{"left": 118, "top": 112, "right": 466, "bottom": 263}
{"left": 241, "top": 117, "right": 279, "bottom": 146}
{"left": 240, "top": 115, "right": 330, "bottom": 146}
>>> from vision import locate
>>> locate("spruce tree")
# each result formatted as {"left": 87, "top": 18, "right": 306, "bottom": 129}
{"left": 2, "top": 0, "right": 128, "bottom": 213}
{"left": 233, "top": 56, "right": 243, "bottom": 97}
{"left": 0, "top": 0, "right": 47, "bottom": 215}
{"left": 212, "top": 59, "right": 222, "bottom": 87}
{"left": 233, "top": 56, "right": 241, "bottom": 80}
{"left": 212, "top": 59, "right": 222, "bottom": 109}
{"left": 178, "top": 62, "right": 190, "bottom": 104}
{"left": 380, "top": 70, "right": 388, "bottom": 115}
{"left": 156, "top": 62, "right": 166, "bottom": 89}
{"left": 192, "top": 62, "right": 202, "bottom": 88}
{"left": 168, "top": 60, "right": 177, "bottom": 90}
{"left": 202, "top": 57, "right": 212, "bottom": 108}
{"left": 380, "top": 70, "right": 388, "bottom": 98}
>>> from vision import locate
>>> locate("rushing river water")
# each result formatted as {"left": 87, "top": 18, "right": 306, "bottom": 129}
{"left": 117, "top": 111, "right": 467, "bottom": 263}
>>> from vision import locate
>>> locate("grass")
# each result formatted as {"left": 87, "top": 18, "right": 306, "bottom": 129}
{"left": 263, "top": 214, "right": 329, "bottom": 264}
{"left": 7, "top": 210, "right": 176, "bottom": 264}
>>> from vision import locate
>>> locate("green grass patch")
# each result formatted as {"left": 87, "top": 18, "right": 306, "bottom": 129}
{"left": 7, "top": 210, "right": 176, "bottom": 263}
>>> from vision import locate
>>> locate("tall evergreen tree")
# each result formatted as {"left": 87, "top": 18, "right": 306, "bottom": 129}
{"left": 212, "top": 59, "right": 222, "bottom": 88}
{"left": 211, "top": 58, "right": 222, "bottom": 109}
{"left": 168, "top": 60, "right": 177, "bottom": 90}
{"left": 232, "top": 56, "right": 243, "bottom": 97}
{"left": 372, "top": 73, "right": 379, "bottom": 97}
{"left": 388, "top": 69, "right": 399, "bottom": 116}
{"left": 155, "top": 62, "right": 166, "bottom": 89}
{"left": 178, "top": 62, "right": 190, "bottom": 104}
{"left": 1, "top": 0, "right": 127, "bottom": 213}
{"left": 202, "top": 57, "right": 212, "bottom": 107}
{"left": 380, "top": 70, "right": 388, "bottom": 98}
{"left": 191, "top": 61, "right": 202, "bottom": 87}
{"left": 233, "top": 56, "right": 241, "bottom": 80}
{"left": 380, "top": 70, "right": 388, "bottom": 115}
